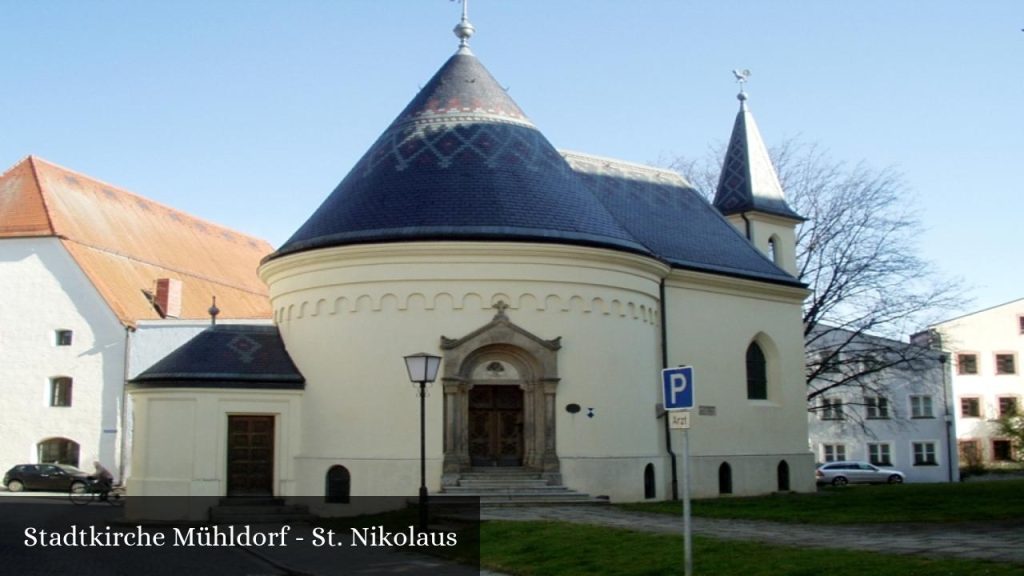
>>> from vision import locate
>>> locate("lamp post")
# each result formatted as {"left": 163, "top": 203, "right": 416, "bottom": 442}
{"left": 403, "top": 352, "right": 441, "bottom": 531}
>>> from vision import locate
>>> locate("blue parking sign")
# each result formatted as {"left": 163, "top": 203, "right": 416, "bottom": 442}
{"left": 662, "top": 366, "right": 694, "bottom": 410}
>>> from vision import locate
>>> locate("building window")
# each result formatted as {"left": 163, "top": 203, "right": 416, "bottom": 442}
{"left": 956, "top": 353, "right": 978, "bottom": 375}
{"left": 820, "top": 398, "right": 844, "bottom": 420}
{"left": 37, "top": 438, "right": 80, "bottom": 466}
{"left": 55, "top": 330, "right": 73, "bottom": 346}
{"left": 823, "top": 444, "right": 846, "bottom": 462}
{"left": 960, "top": 397, "right": 981, "bottom": 418}
{"left": 998, "top": 397, "right": 1019, "bottom": 418}
{"left": 993, "top": 440, "right": 1014, "bottom": 462}
{"left": 1018, "top": 315, "right": 1024, "bottom": 334}
{"left": 910, "top": 395, "right": 933, "bottom": 419}
{"left": 746, "top": 342, "right": 767, "bottom": 400}
{"left": 718, "top": 462, "right": 733, "bottom": 495}
{"left": 868, "top": 443, "right": 892, "bottom": 466}
{"left": 325, "top": 465, "right": 351, "bottom": 503}
{"left": 866, "top": 397, "right": 890, "bottom": 419}
{"left": 913, "top": 442, "right": 937, "bottom": 466}
{"left": 995, "top": 353, "right": 1016, "bottom": 375}
{"left": 50, "top": 377, "right": 72, "bottom": 407}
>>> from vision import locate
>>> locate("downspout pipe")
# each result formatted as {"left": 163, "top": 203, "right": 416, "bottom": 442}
{"left": 118, "top": 325, "right": 135, "bottom": 484}
{"left": 660, "top": 280, "right": 679, "bottom": 500}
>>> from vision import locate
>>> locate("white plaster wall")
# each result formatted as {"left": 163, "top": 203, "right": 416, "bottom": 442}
{"left": 0, "top": 237, "right": 125, "bottom": 480}
{"left": 664, "top": 270, "right": 815, "bottom": 496}
{"left": 935, "top": 299, "right": 1024, "bottom": 463}
{"left": 262, "top": 242, "right": 668, "bottom": 501}
{"left": 127, "top": 387, "right": 302, "bottom": 515}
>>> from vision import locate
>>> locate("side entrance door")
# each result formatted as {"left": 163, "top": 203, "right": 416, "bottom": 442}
{"left": 227, "top": 415, "right": 275, "bottom": 496}
{"left": 468, "top": 385, "right": 524, "bottom": 467}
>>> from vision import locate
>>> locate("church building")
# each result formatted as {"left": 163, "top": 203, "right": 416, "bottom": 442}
{"left": 128, "top": 13, "right": 813, "bottom": 510}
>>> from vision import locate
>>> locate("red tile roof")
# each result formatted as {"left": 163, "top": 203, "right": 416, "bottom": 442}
{"left": 0, "top": 156, "right": 272, "bottom": 325}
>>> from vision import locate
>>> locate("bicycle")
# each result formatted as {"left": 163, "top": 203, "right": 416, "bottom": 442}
{"left": 69, "top": 478, "right": 125, "bottom": 506}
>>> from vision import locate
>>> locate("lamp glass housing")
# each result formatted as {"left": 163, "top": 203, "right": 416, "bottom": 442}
{"left": 404, "top": 353, "right": 441, "bottom": 383}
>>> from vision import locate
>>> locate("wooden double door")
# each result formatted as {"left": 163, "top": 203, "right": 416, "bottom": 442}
{"left": 468, "top": 385, "right": 524, "bottom": 467}
{"left": 227, "top": 415, "right": 274, "bottom": 496}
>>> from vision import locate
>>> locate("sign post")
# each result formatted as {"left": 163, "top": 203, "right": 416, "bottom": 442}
{"left": 661, "top": 366, "right": 694, "bottom": 576}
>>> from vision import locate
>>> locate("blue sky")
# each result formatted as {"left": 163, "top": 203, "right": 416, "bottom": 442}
{"left": 1, "top": 1, "right": 1020, "bottom": 318}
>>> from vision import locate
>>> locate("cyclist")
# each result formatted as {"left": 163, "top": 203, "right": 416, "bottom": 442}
{"left": 92, "top": 461, "right": 114, "bottom": 500}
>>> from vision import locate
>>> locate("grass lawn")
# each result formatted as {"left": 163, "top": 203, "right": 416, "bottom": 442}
{"left": 619, "top": 479, "right": 1024, "bottom": 524}
{"left": 480, "top": 520, "right": 1021, "bottom": 576}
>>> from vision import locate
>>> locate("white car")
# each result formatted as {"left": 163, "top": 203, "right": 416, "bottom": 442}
{"left": 816, "top": 461, "right": 905, "bottom": 486}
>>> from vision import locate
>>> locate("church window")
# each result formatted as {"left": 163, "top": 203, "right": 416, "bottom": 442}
{"left": 37, "top": 438, "right": 80, "bottom": 466}
{"left": 777, "top": 460, "right": 790, "bottom": 492}
{"left": 718, "top": 462, "right": 733, "bottom": 495}
{"left": 767, "top": 237, "right": 778, "bottom": 264}
{"left": 643, "top": 463, "right": 656, "bottom": 499}
{"left": 745, "top": 342, "right": 767, "bottom": 400}
{"left": 325, "top": 465, "right": 351, "bottom": 503}
{"left": 50, "top": 377, "right": 72, "bottom": 407}
{"left": 55, "top": 330, "right": 73, "bottom": 346}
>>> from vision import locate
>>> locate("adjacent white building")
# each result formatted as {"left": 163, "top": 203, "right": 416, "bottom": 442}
{"left": 808, "top": 328, "right": 956, "bottom": 483}
{"left": 926, "top": 298, "right": 1024, "bottom": 467}
{"left": 0, "top": 156, "right": 273, "bottom": 483}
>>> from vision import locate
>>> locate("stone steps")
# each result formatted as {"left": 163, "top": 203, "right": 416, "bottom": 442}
{"left": 440, "top": 467, "right": 606, "bottom": 506}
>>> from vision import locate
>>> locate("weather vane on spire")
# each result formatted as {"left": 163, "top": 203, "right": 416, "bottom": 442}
{"left": 732, "top": 68, "right": 751, "bottom": 102}
{"left": 452, "top": 0, "right": 475, "bottom": 48}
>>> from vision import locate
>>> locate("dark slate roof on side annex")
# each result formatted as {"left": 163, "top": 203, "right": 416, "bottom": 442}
{"left": 130, "top": 325, "right": 304, "bottom": 389}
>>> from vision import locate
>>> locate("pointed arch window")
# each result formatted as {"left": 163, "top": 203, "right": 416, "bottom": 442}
{"left": 746, "top": 343, "right": 767, "bottom": 400}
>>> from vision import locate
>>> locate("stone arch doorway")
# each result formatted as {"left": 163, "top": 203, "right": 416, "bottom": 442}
{"left": 440, "top": 305, "right": 562, "bottom": 484}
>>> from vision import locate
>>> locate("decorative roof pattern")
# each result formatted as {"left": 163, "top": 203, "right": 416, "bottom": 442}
{"left": 713, "top": 99, "right": 802, "bottom": 220}
{"left": 271, "top": 51, "right": 648, "bottom": 260}
{"left": 564, "top": 152, "right": 800, "bottom": 286}
{"left": 130, "top": 324, "right": 304, "bottom": 389}
{"left": 0, "top": 156, "right": 273, "bottom": 324}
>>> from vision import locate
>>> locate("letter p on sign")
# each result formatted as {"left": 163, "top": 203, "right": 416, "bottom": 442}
{"left": 662, "top": 366, "right": 694, "bottom": 410}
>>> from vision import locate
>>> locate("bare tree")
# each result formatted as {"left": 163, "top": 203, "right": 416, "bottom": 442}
{"left": 667, "top": 139, "right": 965, "bottom": 408}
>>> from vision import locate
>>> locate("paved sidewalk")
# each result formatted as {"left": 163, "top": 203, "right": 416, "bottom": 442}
{"left": 481, "top": 505, "right": 1024, "bottom": 565}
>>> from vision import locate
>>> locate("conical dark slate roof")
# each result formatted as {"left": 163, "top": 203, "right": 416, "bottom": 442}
{"left": 269, "top": 48, "right": 649, "bottom": 261}
{"left": 713, "top": 96, "right": 802, "bottom": 220}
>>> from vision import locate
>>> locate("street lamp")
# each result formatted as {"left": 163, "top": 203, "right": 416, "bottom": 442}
{"left": 403, "top": 352, "right": 441, "bottom": 531}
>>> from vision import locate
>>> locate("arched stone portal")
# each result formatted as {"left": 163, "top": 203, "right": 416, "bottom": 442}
{"left": 440, "top": 304, "right": 561, "bottom": 485}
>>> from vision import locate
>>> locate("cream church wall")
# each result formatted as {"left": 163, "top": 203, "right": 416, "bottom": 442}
{"left": 0, "top": 237, "right": 125, "bottom": 479}
{"left": 127, "top": 388, "right": 302, "bottom": 519}
{"left": 261, "top": 242, "right": 671, "bottom": 501}
{"left": 664, "top": 270, "right": 814, "bottom": 497}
